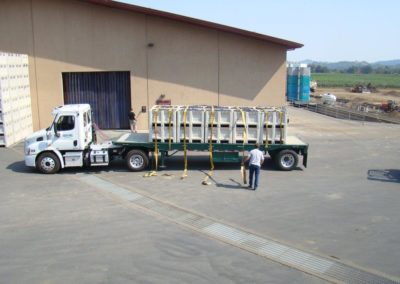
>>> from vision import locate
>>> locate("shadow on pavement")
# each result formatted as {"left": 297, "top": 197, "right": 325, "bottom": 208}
{"left": 7, "top": 161, "right": 37, "bottom": 174}
{"left": 367, "top": 169, "right": 400, "bottom": 183}
{"left": 7, "top": 156, "right": 299, "bottom": 176}
{"left": 199, "top": 170, "right": 248, "bottom": 190}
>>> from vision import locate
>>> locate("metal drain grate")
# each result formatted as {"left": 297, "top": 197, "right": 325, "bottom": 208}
{"left": 79, "top": 175, "right": 400, "bottom": 284}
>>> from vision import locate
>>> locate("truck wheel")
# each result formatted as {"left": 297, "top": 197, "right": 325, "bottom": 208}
{"left": 126, "top": 150, "right": 148, "bottom": 171}
{"left": 37, "top": 152, "right": 61, "bottom": 174}
{"left": 275, "top": 150, "right": 298, "bottom": 171}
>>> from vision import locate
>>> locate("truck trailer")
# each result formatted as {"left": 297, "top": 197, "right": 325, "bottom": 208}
{"left": 24, "top": 104, "right": 308, "bottom": 174}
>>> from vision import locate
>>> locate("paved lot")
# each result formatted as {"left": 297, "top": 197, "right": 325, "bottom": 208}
{"left": 1, "top": 106, "right": 400, "bottom": 283}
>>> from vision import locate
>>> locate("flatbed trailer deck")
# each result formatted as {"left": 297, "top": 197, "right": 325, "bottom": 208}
{"left": 113, "top": 133, "right": 308, "bottom": 171}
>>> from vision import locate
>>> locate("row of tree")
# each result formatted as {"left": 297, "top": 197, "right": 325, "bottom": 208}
{"left": 310, "top": 64, "right": 400, "bottom": 74}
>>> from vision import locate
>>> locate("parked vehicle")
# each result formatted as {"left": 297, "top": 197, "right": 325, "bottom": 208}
{"left": 321, "top": 93, "right": 337, "bottom": 105}
{"left": 24, "top": 104, "right": 308, "bottom": 174}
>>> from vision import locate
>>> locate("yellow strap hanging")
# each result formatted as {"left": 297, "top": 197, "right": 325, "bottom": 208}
{"left": 168, "top": 108, "right": 173, "bottom": 151}
{"left": 202, "top": 106, "right": 215, "bottom": 185}
{"left": 239, "top": 108, "right": 248, "bottom": 144}
{"left": 144, "top": 107, "right": 159, "bottom": 177}
{"left": 264, "top": 110, "right": 269, "bottom": 149}
{"left": 181, "top": 106, "right": 188, "bottom": 179}
{"left": 279, "top": 111, "right": 283, "bottom": 143}
{"left": 154, "top": 107, "right": 159, "bottom": 170}
{"left": 241, "top": 162, "right": 247, "bottom": 185}
{"left": 238, "top": 107, "right": 247, "bottom": 185}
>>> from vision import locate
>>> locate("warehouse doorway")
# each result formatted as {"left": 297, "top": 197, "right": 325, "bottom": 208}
{"left": 62, "top": 71, "right": 131, "bottom": 129}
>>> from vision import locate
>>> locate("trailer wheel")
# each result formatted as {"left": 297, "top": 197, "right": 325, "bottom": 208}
{"left": 36, "top": 152, "right": 61, "bottom": 174}
{"left": 126, "top": 150, "right": 148, "bottom": 171}
{"left": 275, "top": 150, "right": 298, "bottom": 171}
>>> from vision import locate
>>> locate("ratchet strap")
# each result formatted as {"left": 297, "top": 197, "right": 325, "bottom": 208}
{"left": 168, "top": 108, "right": 173, "bottom": 151}
{"left": 279, "top": 110, "right": 283, "bottom": 143}
{"left": 144, "top": 107, "right": 159, "bottom": 177}
{"left": 264, "top": 110, "right": 269, "bottom": 149}
{"left": 239, "top": 107, "right": 247, "bottom": 185}
{"left": 202, "top": 106, "right": 215, "bottom": 185}
{"left": 181, "top": 106, "right": 188, "bottom": 179}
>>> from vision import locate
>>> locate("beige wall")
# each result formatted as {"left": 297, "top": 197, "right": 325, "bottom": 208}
{"left": 0, "top": 0, "right": 288, "bottom": 131}
{"left": 219, "top": 33, "right": 287, "bottom": 106}
{"left": 147, "top": 17, "right": 219, "bottom": 109}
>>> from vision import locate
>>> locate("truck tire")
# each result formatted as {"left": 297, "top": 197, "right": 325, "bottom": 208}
{"left": 36, "top": 152, "right": 61, "bottom": 174}
{"left": 126, "top": 149, "right": 149, "bottom": 171}
{"left": 275, "top": 150, "right": 298, "bottom": 171}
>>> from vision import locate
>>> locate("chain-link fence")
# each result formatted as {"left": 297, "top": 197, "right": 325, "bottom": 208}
{"left": 290, "top": 102, "right": 400, "bottom": 124}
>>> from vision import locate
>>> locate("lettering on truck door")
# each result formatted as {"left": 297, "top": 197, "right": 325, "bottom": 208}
{"left": 52, "top": 114, "right": 79, "bottom": 150}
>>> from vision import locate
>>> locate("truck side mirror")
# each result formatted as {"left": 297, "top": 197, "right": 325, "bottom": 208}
{"left": 54, "top": 127, "right": 60, "bottom": 137}
{"left": 54, "top": 124, "right": 60, "bottom": 137}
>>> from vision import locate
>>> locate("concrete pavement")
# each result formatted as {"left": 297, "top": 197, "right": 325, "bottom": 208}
{"left": 1, "top": 106, "right": 400, "bottom": 283}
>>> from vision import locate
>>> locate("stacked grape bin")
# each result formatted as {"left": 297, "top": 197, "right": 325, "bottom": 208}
{"left": 260, "top": 109, "right": 288, "bottom": 145}
{"left": 148, "top": 105, "right": 178, "bottom": 142}
{"left": 149, "top": 105, "right": 287, "bottom": 145}
{"left": 204, "top": 106, "right": 233, "bottom": 143}
{"left": 176, "top": 106, "right": 205, "bottom": 143}
{"left": 0, "top": 52, "right": 33, "bottom": 147}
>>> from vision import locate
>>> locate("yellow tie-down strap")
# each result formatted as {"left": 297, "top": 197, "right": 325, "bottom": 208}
{"left": 279, "top": 110, "right": 283, "bottom": 143}
{"left": 202, "top": 106, "right": 215, "bottom": 186}
{"left": 238, "top": 107, "right": 247, "bottom": 185}
{"left": 241, "top": 162, "right": 247, "bottom": 185}
{"left": 264, "top": 110, "right": 269, "bottom": 149}
{"left": 168, "top": 107, "right": 173, "bottom": 151}
{"left": 181, "top": 106, "right": 189, "bottom": 179}
{"left": 144, "top": 107, "right": 159, "bottom": 177}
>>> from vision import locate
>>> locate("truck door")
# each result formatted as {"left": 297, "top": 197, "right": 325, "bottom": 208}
{"left": 52, "top": 114, "right": 79, "bottom": 151}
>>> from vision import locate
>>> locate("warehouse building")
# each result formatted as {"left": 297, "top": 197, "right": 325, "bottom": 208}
{"left": 0, "top": 0, "right": 302, "bottom": 133}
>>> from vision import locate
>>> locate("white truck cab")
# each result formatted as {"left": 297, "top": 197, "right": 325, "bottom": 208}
{"left": 25, "top": 104, "right": 112, "bottom": 173}
{"left": 48, "top": 104, "right": 93, "bottom": 151}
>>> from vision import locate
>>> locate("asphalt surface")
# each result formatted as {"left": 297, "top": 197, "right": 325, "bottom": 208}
{"left": 1, "top": 106, "right": 399, "bottom": 283}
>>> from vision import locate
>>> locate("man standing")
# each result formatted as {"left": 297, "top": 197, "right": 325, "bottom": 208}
{"left": 128, "top": 108, "right": 137, "bottom": 133}
{"left": 245, "top": 143, "right": 264, "bottom": 190}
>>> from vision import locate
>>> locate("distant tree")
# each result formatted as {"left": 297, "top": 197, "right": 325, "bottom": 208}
{"left": 346, "top": 66, "right": 357, "bottom": 73}
{"left": 360, "top": 65, "right": 373, "bottom": 74}
{"left": 314, "top": 65, "right": 329, "bottom": 73}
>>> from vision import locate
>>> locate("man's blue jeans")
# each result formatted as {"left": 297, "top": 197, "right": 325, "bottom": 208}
{"left": 249, "top": 164, "right": 261, "bottom": 189}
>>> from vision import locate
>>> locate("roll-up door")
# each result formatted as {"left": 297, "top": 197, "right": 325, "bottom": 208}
{"left": 63, "top": 71, "right": 131, "bottom": 129}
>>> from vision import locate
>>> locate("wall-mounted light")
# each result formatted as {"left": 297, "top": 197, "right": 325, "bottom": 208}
{"left": 147, "top": 43, "right": 154, "bottom": 48}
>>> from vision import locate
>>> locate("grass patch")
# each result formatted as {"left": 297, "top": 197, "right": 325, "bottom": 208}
{"left": 311, "top": 73, "right": 400, "bottom": 88}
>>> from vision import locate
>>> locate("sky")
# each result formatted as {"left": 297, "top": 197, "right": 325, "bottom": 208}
{"left": 118, "top": 0, "right": 399, "bottom": 63}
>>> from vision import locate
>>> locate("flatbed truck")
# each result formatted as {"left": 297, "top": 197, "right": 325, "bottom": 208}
{"left": 24, "top": 104, "right": 308, "bottom": 174}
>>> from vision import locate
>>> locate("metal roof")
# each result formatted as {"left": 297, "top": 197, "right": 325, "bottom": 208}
{"left": 81, "top": 0, "right": 303, "bottom": 50}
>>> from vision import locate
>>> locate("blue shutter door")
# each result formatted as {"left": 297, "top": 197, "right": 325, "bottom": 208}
{"left": 62, "top": 71, "right": 131, "bottom": 129}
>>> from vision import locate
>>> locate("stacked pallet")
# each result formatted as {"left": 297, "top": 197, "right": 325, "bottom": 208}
{"left": 148, "top": 105, "right": 288, "bottom": 145}
{"left": 0, "top": 52, "right": 33, "bottom": 147}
